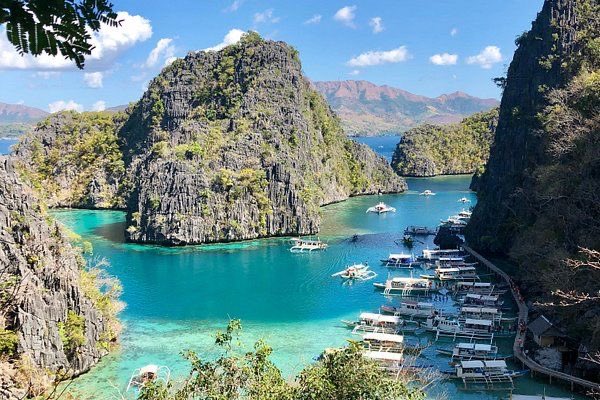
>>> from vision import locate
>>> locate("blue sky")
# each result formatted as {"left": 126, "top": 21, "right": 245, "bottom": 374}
{"left": 0, "top": 0, "right": 543, "bottom": 112}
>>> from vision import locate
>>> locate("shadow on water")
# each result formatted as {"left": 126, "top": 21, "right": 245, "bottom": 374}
{"left": 94, "top": 221, "right": 126, "bottom": 243}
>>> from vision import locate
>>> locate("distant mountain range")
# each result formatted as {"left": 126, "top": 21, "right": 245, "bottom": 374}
{"left": 0, "top": 102, "right": 49, "bottom": 138}
{"left": 313, "top": 80, "right": 499, "bottom": 136}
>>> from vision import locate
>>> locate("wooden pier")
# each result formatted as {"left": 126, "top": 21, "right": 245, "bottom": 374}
{"left": 463, "top": 245, "right": 600, "bottom": 392}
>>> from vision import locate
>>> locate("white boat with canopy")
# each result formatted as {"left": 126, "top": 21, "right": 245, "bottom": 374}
{"left": 419, "top": 248, "right": 465, "bottom": 261}
{"left": 126, "top": 364, "right": 171, "bottom": 393}
{"left": 459, "top": 306, "right": 503, "bottom": 323}
{"left": 453, "top": 281, "right": 504, "bottom": 295}
{"left": 461, "top": 293, "right": 505, "bottom": 307}
{"left": 374, "top": 277, "right": 438, "bottom": 295}
{"left": 289, "top": 238, "right": 328, "bottom": 252}
{"left": 331, "top": 263, "right": 377, "bottom": 281}
{"left": 380, "top": 253, "right": 418, "bottom": 268}
{"left": 366, "top": 202, "right": 396, "bottom": 214}
{"left": 341, "top": 312, "right": 410, "bottom": 334}
{"left": 458, "top": 197, "right": 471, "bottom": 203}
{"left": 380, "top": 301, "right": 438, "bottom": 319}
{"left": 435, "top": 266, "right": 480, "bottom": 281}
{"left": 436, "top": 342, "right": 508, "bottom": 361}
{"left": 419, "top": 190, "right": 436, "bottom": 196}
{"left": 362, "top": 332, "right": 429, "bottom": 355}
{"left": 442, "top": 360, "right": 528, "bottom": 384}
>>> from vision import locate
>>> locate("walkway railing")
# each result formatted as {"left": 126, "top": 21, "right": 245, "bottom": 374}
{"left": 463, "top": 245, "right": 600, "bottom": 392}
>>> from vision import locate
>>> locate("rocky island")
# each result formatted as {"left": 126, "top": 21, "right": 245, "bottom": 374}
{"left": 16, "top": 33, "right": 405, "bottom": 245}
{"left": 390, "top": 108, "right": 498, "bottom": 177}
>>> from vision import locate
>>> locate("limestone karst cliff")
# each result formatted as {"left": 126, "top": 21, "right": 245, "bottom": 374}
{"left": 16, "top": 33, "right": 406, "bottom": 245}
{"left": 390, "top": 108, "right": 498, "bottom": 177}
{"left": 466, "top": 0, "right": 600, "bottom": 349}
{"left": 0, "top": 156, "right": 121, "bottom": 398}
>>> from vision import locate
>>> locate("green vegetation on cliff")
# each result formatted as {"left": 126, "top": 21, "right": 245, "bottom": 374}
{"left": 467, "top": 0, "right": 600, "bottom": 350}
{"left": 391, "top": 108, "right": 498, "bottom": 177}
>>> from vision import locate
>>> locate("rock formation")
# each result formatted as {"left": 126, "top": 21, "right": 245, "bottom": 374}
{"left": 391, "top": 108, "right": 498, "bottom": 177}
{"left": 0, "top": 156, "right": 120, "bottom": 398}
{"left": 16, "top": 33, "right": 406, "bottom": 245}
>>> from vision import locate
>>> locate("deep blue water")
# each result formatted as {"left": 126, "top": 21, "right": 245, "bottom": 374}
{"left": 0, "top": 138, "right": 18, "bottom": 155}
{"left": 352, "top": 135, "right": 400, "bottom": 161}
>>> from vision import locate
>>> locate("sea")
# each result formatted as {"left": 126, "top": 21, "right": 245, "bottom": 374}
{"left": 46, "top": 136, "right": 582, "bottom": 399}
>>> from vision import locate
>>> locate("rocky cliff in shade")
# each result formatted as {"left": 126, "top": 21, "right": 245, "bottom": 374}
{"left": 0, "top": 156, "right": 120, "bottom": 398}
{"left": 466, "top": 0, "right": 600, "bottom": 348}
{"left": 391, "top": 108, "right": 498, "bottom": 177}
{"left": 121, "top": 35, "right": 405, "bottom": 244}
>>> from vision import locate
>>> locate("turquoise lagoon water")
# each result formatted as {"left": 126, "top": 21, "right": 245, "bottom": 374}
{"left": 57, "top": 175, "right": 581, "bottom": 399}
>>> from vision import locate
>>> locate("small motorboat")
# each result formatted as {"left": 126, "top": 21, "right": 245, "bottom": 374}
{"left": 402, "top": 234, "right": 414, "bottom": 247}
{"left": 458, "top": 197, "right": 471, "bottom": 203}
{"left": 366, "top": 202, "right": 396, "bottom": 214}
{"left": 331, "top": 263, "right": 377, "bottom": 281}
{"left": 419, "top": 190, "right": 436, "bottom": 196}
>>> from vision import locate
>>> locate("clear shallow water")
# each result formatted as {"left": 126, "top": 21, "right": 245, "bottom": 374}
{"left": 57, "top": 175, "right": 581, "bottom": 399}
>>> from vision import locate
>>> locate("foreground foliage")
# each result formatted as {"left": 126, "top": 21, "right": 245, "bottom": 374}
{"left": 139, "top": 320, "right": 424, "bottom": 400}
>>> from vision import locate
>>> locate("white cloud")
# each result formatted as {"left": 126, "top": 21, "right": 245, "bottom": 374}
{"left": 204, "top": 29, "right": 246, "bottom": 52}
{"left": 92, "top": 100, "right": 107, "bottom": 111}
{"left": 334, "top": 6, "right": 357, "bottom": 28}
{"left": 0, "top": 12, "right": 152, "bottom": 70}
{"left": 164, "top": 56, "right": 178, "bottom": 67}
{"left": 450, "top": 28, "right": 458, "bottom": 37}
{"left": 369, "top": 17, "right": 383, "bottom": 33}
{"left": 224, "top": 0, "right": 243, "bottom": 12}
{"left": 48, "top": 100, "right": 83, "bottom": 113}
{"left": 84, "top": 72, "right": 104, "bottom": 88}
{"left": 304, "top": 14, "right": 322, "bottom": 25}
{"left": 347, "top": 46, "right": 409, "bottom": 67}
{"left": 429, "top": 53, "right": 458, "bottom": 66}
{"left": 348, "top": 69, "right": 360, "bottom": 76}
{"left": 467, "top": 46, "right": 502, "bottom": 69}
{"left": 144, "top": 38, "right": 176, "bottom": 68}
{"left": 253, "top": 9, "right": 280, "bottom": 24}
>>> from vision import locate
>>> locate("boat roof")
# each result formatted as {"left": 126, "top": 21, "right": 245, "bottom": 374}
{"left": 511, "top": 396, "right": 572, "bottom": 400}
{"left": 483, "top": 360, "right": 507, "bottom": 368}
{"left": 438, "top": 257, "right": 465, "bottom": 261}
{"left": 363, "top": 332, "right": 404, "bottom": 343}
{"left": 457, "top": 281, "right": 491, "bottom": 287}
{"left": 457, "top": 343, "right": 493, "bottom": 351}
{"left": 359, "top": 312, "right": 401, "bottom": 323}
{"left": 140, "top": 365, "right": 159, "bottom": 374}
{"left": 462, "top": 307, "right": 499, "bottom": 314}
{"left": 465, "top": 293, "right": 498, "bottom": 300}
{"left": 364, "top": 350, "right": 404, "bottom": 362}
{"left": 465, "top": 318, "right": 493, "bottom": 326}
{"left": 389, "top": 253, "right": 412, "bottom": 258}
{"left": 460, "top": 360, "right": 485, "bottom": 368}
{"left": 391, "top": 277, "right": 427, "bottom": 283}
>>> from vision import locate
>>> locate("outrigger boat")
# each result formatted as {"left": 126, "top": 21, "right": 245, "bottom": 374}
{"left": 459, "top": 306, "right": 504, "bottom": 323}
{"left": 380, "top": 253, "right": 419, "bottom": 268}
{"left": 458, "top": 197, "right": 471, "bottom": 203}
{"left": 460, "top": 293, "right": 505, "bottom": 308}
{"left": 366, "top": 202, "right": 396, "bottom": 214}
{"left": 374, "top": 277, "right": 438, "bottom": 295}
{"left": 435, "top": 266, "right": 480, "bottom": 281}
{"left": 362, "top": 332, "right": 429, "bottom": 355}
{"left": 425, "top": 316, "right": 510, "bottom": 339}
{"left": 331, "top": 264, "right": 377, "bottom": 281}
{"left": 436, "top": 342, "right": 510, "bottom": 361}
{"left": 380, "top": 301, "right": 439, "bottom": 319}
{"left": 404, "top": 226, "right": 437, "bottom": 236}
{"left": 419, "top": 190, "right": 436, "bottom": 196}
{"left": 418, "top": 248, "right": 465, "bottom": 261}
{"left": 363, "top": 350, "right": 405, "bottom": 372}
{"left": 452, "top": 281, "right": 506, "bottom": 295}
{"left": 289, "top": 238, "right": 328, "bottom": 252}
{"left": 441, "top": 360, "right": 528, "bottom": 386}
{"left": 341, "top": 312, "right": 415, "bottom": 334}
{"left": 126, "top": 364, "right": 171, "bottom": 393}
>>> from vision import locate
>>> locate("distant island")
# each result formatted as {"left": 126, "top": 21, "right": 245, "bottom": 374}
{"left": 390, "top": 108, "right": 498, "bottom": 177}
{"left": 0, "top": 102, "right": 48, "bottom": 138}
{"left": 314, "top": 80, "right": 499, "bottom": 136}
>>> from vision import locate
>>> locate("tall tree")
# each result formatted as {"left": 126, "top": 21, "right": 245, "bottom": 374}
{"left": 0, "top": 0, "right": 119, "bottom": 68}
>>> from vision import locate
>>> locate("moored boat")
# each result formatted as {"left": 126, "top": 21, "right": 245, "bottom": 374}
{"left": 458, "top": 197, "right": 471, "bottom": 203}
{"left": 434, "top": 266, "right": 480, "bottom": 281}
{"left": 126, "top": 364, "right": 171, "bottom": 392}
{"left": 290, "top": 238, "right": 328, "bottom": 252}
{"left": 404, "top": 225, "right": 437, "bottom": 236}
{"left": 419, "top": 248, "right": 465, "bottom": 261}
{"left": 380, "top": 300, "right": 439, "bottom": 319}
{"left": 441, "top": 359, "right": 528, "bottom": 381}
{"left": 366, "top": 202, "right": 396, "bottom": 214}
{"left": 419, "top": 190, "right": 436, "bottom": 196}
{"left": 362, "top": 332, "right": 429, "bottom": 355}
{"left": 331, "top": 264, "right": 377, "bottom": 281}
{"left": 435, "top": 342, "right": 510, "bottom": 361}
{"left": 374, "top": 277, "right": 438, "bottom": 295}
{"left": 460, "top": 293, "right": 505, "bottom": 307}
{"left": 380, "top": 253, "right": 418, "bottom": 268}
{"left": 341, "top": 312, "right": 412, "bottom": 334}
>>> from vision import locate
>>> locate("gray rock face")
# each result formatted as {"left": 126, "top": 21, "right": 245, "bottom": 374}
{"left": 120, "top": 36, "right": 406, "bottom": 245}
{"left": 0, "top": 156, "right": 112, "bottom": 394}
{"left": 466, "top": 0, "right": 578, "bottom": 252}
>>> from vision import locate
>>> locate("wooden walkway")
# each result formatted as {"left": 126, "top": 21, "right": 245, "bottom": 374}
{"left": 463, "top": 245, "right": 600, "bottom": 392}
